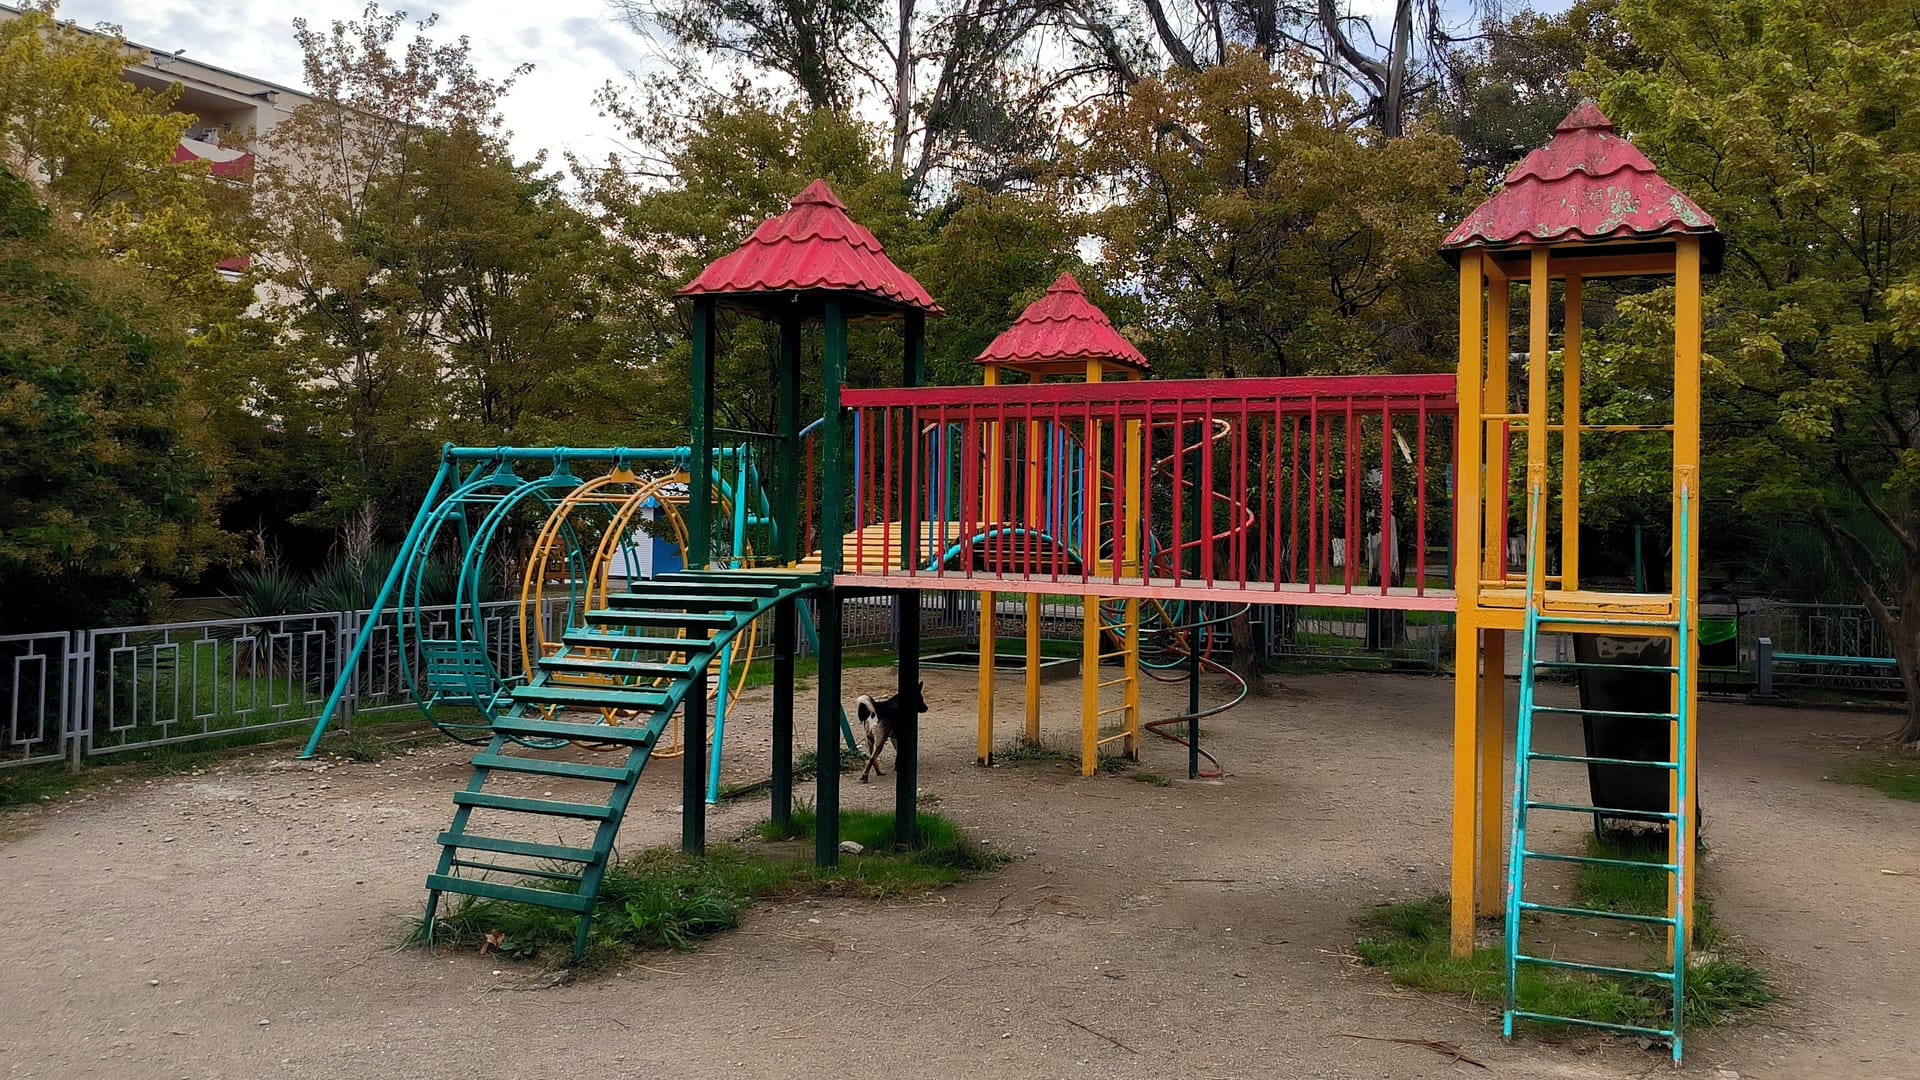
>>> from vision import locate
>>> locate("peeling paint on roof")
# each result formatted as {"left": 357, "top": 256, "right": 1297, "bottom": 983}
{"left": 974, "top": 273, "right": 1148, "bottom": 371}
{"left": 678, "top": 180, "right": 942, "bottom": 315}
{"left": 1442, "top": 102, "right": 1717, "bottom": 252}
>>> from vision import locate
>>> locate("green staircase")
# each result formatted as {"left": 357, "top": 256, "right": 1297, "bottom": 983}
{"left": 1503, "top": 488, "right": 1696, "bottom": 1065}
{"left": 423, "top": 569, "right": 821, "bottom": 960}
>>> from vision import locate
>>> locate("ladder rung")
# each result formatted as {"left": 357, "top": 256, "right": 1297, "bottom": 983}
{"left": 1095, "top": 731, "right": 1131, "bottom": 746}
{"left": 1527, "top": 751, "right": 1678, "bottom": 770}
{"left": 1533, "top": 660, "right": 1680, "bottom": 674}
{"left": 425, "top": 873, "right": 591, "bottom": 912}
{"left": 453, "top": 790, "right": 617, "bottom": 820}
{"left": 1507, "top": 1011, "right": 1674, "bottom": 1041}
{"left": 1525, "top": 800, "right": 1678, "bottom": 822}
{"left": 1521, "top": 850, "right": 1678, "bottom": 872}
{"left": 1096, "top": 677, "right": 1131, "bottom": 689}
{"left": 1095, "top": 705, "right": 1131, "bottom": 717}
{"left": 450, "top": 858, "right": 585, "bottom": 883}
{"left": 1534, "top": 706, "right": 1678, "bottom": 721}
{"left": 1514, "top": 954, "right": 1675, "bottom": 982}
{"left": 437, "top": 832, "right": 597, "bottom": 863}
{"left": 1537, "top": 618, "right": 1679, "bottom": 631}
{"left": 555, "top": 634, "right": 715, "bottom": 653}
{"left": 1518, "top": 900, "right": 1677, "bottom": 926}
{"left": 470, "top": 753, "right": 633, "bottom": 783}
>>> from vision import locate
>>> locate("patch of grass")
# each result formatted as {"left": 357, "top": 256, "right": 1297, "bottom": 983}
{"left": 423, "top": 808, "right": 1007, "bottom": 966}
{"left": 1574, "top": 833, "right": 1670, "bottom": 915}
{"left": 1834, "top": 756, "right": 1920, "bottom": 802}
{"left": 737, "top": 646, "right": 899, "bottom": 691}
{"left": 1128, "top": 771, "right": 1171, "bottom": 787}
{"left": 1354, "top": 895, "right": 1773, "bottom": 1033}
{"left": 0, "top": 766, "right": 93, "bottom": 809}
{"left": 994, "top": 741, "right": 1072, "bottom": 765}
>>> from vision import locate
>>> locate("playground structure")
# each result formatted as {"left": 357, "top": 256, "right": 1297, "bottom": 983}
{"left": 305, "top": 105, "right": 1712, "bottom": 1061}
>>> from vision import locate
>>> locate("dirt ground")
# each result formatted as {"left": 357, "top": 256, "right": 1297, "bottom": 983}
{"left": 3, "top": 666, "right": 1916, "bottom": 1080}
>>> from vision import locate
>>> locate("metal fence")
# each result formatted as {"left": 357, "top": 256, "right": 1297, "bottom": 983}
{"left": 11, "top": 594, "right": 1888, "bottom": 770}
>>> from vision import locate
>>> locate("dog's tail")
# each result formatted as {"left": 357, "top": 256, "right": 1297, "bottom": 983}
{"left": 854, "top": 694, "right": 879, "bottom": 733}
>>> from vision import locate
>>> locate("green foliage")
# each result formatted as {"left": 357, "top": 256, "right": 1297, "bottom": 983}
{"left": 1574, "top": 833, "right": 1671, "bottom": 915}
{"left": 1834, "top": 755, "right": 1920, "bottom": 803}
{"left": 1354, "top": 894, "right": 1773, "bottom": 1031}
{"left": 0, "top": 168, "right": 225, "bottom": 630}
{"left": 1075, "top": 50, "right": 1470, "bottom": 379}
{"left": 424, "top": 809, "right": 1005, "bottom": 965}
{"left": 229, "top": 564, "right": 310, "bottom": 618}
{"left": 1596, "top": 0, "right": 1920, "bottom": 738}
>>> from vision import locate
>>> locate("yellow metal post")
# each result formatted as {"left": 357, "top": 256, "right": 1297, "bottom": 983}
{"left": 1123, "top": 371, "right": 1144, "bottom": 756}
{"left": 1451, "top": 251, "right": 1487, "bottom": 955}
{"left": 1561, "top": 276, "right": 1582, "bottom": 592}
{"left": 1673, "top": 238, "right": 1703, "bottom": 948}
{"left": 1483, "top": 273, "right": 1510, "bottom": 584}
{"left": 1477, "top": 627, "right": 1505, "bottom": 912}
{"left": 1527, "top": 248, "right": 1550, "bottom": 597}
{"left": 1026, "top": 372, "right": 1044, "bottom": 745}
{"left": 1081, "top": 357, "right": 1104, "bottom": 776}
{"left": 977, "top": 365, "right": 1001, "bottom": 764}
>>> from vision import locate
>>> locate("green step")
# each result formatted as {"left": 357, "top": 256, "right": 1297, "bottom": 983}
{"left": 1517, "top": 900, "right": 1678, "bottom": 926}
{"left": 1520, "top": 849, "right": 1679, "bottom": 872}
{"left": 469, "top": 753, "right": 632, "bottom": 783}
{"left": 1527, "top": 751, "right": 1678, "bottom": 770}
{"left": 436, "top": 832, "right": 598, "bottom": 863}
{"left": 1508, "top": 1011, "right": 1673, "bottom": 1040}
{"left": 554, "top": 632, "right": 718, "bottom": 653}
{"left": 452, "top": 790, "right": 616, "bottom": 820}
{"left": 539, "top": 653, "right": 699, "bottom": 680}
{"left": 583, "top": 609, "right": 738, "bottom": 629}
{"left": 1514, "top": 954, "right": 1674, "bottom": 982}
{"left": 491, "top": 715, "right": 664, "bottom": 746}
{"left": 1526, "top": 800, "right": 1678, "bottom": 821}
{"left": 1534, "top": 705, "right": 1678, "bottom": 721}
{"left": 451, "top": 858, "right": 584, "bottom": 883}
{"left": 510, "top": 684, "right": 673, "bottom": 710}
{"left": 612, "top": 580, "right": 778, "bottom": 599}
{"left": 426, "top": 873, "right": 591, "bottom": 912}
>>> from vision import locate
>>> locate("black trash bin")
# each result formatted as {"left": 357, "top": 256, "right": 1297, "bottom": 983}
{"left": 1572, "top": 634, "right": 1690, "bottom": 837}
{"left": 1699, "top": 592, "right": 1738, "bottom": 669}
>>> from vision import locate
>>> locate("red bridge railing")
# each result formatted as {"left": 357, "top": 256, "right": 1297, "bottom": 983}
{"left": 836, "top": 374, "right": 1458, "bottom": 610}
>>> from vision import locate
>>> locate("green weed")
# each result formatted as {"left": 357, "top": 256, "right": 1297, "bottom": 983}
{"left": 421, "top": 809, "right": 1007, "bottom": 966}
{"left": 1834, "top": 756, "right": 1920, "bottom": 802}
{"left": 1353, "top": 894, "right": 1772, "bottom": 1033}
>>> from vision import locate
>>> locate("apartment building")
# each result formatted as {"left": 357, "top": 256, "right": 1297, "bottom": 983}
{"left": 0, "top": 3, "right": 313, "bottom": 178}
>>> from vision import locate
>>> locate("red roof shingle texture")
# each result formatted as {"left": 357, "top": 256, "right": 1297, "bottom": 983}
{"left": 1443, "top": 102, "right": 1716, "bottom": 252}
{"left": 974, "top": 273, "right": 1148, "bottom": 371}
{"left": 678, "top": 180, "right": 942, "bottom": 315}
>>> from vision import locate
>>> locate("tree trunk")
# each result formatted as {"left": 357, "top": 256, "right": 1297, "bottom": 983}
{"left": 1812, "top": 505, "right": 1920, "bottom": 746}
{"left": 1893, "top": 574, "right": 1920, "bottom": 746}
{"left": 890, "top": 0, "right": 916, "bottom": 173}
{"left": 1229, "top": 605, "right": 1269, "bottom": 697}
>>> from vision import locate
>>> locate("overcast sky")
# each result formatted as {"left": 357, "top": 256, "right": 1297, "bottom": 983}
{"left": 57, "top": 0, "right": 1570, "bottom": 169}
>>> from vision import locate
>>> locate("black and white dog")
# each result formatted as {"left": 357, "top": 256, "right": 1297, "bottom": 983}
{"left": 855, "top": 682, "right": 926, "bottom": 783}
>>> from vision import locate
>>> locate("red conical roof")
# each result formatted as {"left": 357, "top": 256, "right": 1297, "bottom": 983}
{"left": 678, "top": 180, "right": 942, "bottom": 315}
{"left": 975, "top": 273, "right": 1148, "bottom": 372}
{"left": 1443, "top": 102, "right": 1717, "bottom": 257}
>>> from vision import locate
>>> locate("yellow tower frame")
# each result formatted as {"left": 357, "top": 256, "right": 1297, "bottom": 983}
{"left": 1448, "top": 241, "right": 1711, "bottom": 955}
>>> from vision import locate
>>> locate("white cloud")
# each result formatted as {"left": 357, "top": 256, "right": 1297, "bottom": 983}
{"left": 57, "top": 0, "right": 643, "bottom": 168}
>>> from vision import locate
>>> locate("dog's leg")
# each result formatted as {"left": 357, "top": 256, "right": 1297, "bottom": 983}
{"left": 869, "top": 730, "right": 889, "bottom": 777}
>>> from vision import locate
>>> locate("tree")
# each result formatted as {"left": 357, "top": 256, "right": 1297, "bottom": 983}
{"left": 0, "top": 168, "right": 224, "bottom": 630}
{"left": 251, "top": 4, "right": 528, "bottom": 533}
{"left": 1598, "top": 0, "right": 1920, "bottom": 744}
{"left": 1073, "top": 49, "right": 1467, "bottom": 379}
{"left": 0, "top": 1, "right": 248, "bottom": 315}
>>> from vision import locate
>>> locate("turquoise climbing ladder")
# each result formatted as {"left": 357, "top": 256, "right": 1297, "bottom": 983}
{"left": 1503, "top": 484, "right": 1695, "bottom": 1065}
{"left": 424, "top": 569, "right": 823, "bottom": 960}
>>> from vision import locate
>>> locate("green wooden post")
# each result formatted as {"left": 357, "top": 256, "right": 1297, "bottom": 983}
{"left": 815, "top": 299, "right": 848, "bottom": 868}
{"left": 683, "top": 671, "right": 707, "bottom": 854}
{"left": 689, "top": 298, "right": 716, "bottom": 570}
{"left": 772, "top": 597, "right": 795, "bottom": 828}
{"left": 777, "top": 312, "right": 802, "bottom": 564}
{"left": 895, "top": 311, "right": 925, "bottom": 848}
